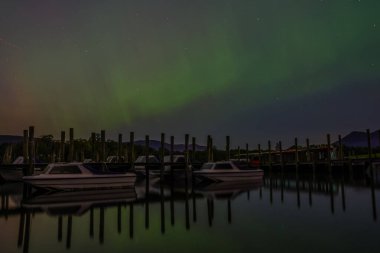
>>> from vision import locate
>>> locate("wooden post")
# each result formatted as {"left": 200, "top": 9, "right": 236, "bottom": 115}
{"left": 295, "top": 137, "right": 299, "bottom": 165}
{"left": 185, "top": 134, "right": 189, "bottom": 171}
{"left": 160, "top": 133, "right": 165, "bottom": 180}
{"left": 118, "top": 134, "right": 122, "bottom": 163}
{"left": 60, "top": 131, "right": 65, "bottom": 162}
{"left": 192, "top": 137, "right": 196, "bottom": 164}
{"left": 210, "top": 137, "right": 214, "bottom": 162}
{"left": 145, "top": 135, "right": 150, "bottom": 178}
{"left": 306, "top": 138, "right": 311, "bottom": 162}
{"left": 207, "top": 135, "right": 211, "bottom": 162}
{"left": 145, "top": 134, "right": 150, "bottom": 229}
{"left": 367, "top": 129, "right": 372, "bottom": 162}
{"left": 258, "top": 144, "right": 262, "bottom": 169}
{"left": 22, "top": 130, "right": 28, "bottom": 176}
{"left": 338, "top": 135, "right": 343, "bottom": 160}
{"left": 170, "top": 136, "right": 174, "bottom": 177}
{"left": 226, "top": 136, "right": 230, "bottom": 161}
{"left": 367, "top": 129, "right": 374, "bottom": 186}
{"left": 246, "top": 143, "right": 249, "bottom": 164}
{"left": 327, "top": 134, "right": 332, "bottom": 174}
{"left": 268, "top": 141, "right": 272, "bottom": 170}
{"left": 310, "top": 139, "right": 316, "bottom": 177}
{"left": 69, "top": 128, "right": 74, "bottom": 162}
{"left": 100, "top": 130, "right": 105, "bottom": 162}
{"left": 80, "top": 140, "right": 84, "bottom": 162}
{"left": 91, "top": 132, "right": 96, "bottom": 162}
{"left": 129, "top": 132, "right": 134, "bottom": 168}
{"left": 279, "top": 141, "right": 284, "bottom": 170}
{"left": 28, "top": 126, "right": 35, "bottom": 176}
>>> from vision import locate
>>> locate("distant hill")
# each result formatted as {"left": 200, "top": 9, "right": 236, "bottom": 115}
{"left": 134, "top": 140, "right": 207, "bottom": 152}
{"left": 336, "top": 130, "right": 380, "bottom": 147}
{"left": 4, "top": 130, "right": 377, "bottom": 149}
{"left": 0, "top": 135, "right": 23, "bottom": 145}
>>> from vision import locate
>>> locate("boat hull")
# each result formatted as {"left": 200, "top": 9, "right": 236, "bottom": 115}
{"left": 23, "top": 173, "right": 136, "bottom": 190}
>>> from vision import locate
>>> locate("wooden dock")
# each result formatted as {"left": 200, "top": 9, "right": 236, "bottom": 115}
{"left": 0, "top": 126, "right": 379, "bottom": 178}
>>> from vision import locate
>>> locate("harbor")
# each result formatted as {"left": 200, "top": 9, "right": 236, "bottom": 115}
{"left": 0, "top": 126, "right": 379, "bottom": 252}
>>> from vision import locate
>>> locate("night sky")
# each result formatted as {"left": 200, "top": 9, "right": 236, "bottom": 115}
{"left": 0, "top": 0, "right": 379, "bottom": 147}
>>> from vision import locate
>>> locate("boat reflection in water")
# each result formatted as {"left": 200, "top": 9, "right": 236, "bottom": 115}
{"left": 22, "top": 188, "right": 137, "bottom": 216}
{"left": 195, "top": 180, "right": 263, "bottom": 197}
{"left": 1, "top": 172, "right": 380, "bottom": 253}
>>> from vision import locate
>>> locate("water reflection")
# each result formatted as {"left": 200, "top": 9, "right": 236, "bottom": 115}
{"left": 0, "top": 171, "right": 379, "bottom": 253}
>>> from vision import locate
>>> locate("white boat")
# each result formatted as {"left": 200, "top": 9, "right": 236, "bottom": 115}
{"left": 23, "top": 162, "right": 136, "bottom": 190}
{"left": 193, "top": 161, "right": 264, "bottom": 182}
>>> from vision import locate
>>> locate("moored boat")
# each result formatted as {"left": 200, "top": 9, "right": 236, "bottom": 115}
{"left": 23, "top": 162, "right": 136, "bottom": 190}
{"left": 193, "top": 161, "right": 264, "bottom": 182}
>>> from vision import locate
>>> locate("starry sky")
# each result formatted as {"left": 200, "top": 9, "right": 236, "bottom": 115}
{"left": 0, "top": 0, "right": 379, "bottom": 147}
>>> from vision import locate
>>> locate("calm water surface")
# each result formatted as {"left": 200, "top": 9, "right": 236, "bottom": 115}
{"left": 0, "top": 173, "right": 379, "bottom": 253}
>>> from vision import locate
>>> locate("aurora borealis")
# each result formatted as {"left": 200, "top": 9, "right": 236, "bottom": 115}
{"left": 0, "top": 0, "right": 380, "bottom": 146}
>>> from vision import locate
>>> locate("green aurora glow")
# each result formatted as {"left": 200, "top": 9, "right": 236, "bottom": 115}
{"left": 0, "top": 0, "right": 379, "bottom": 142}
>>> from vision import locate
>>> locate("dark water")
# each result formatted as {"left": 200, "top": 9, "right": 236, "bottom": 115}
{"left": 0, "top": 172, "right": 379, "bottom": 253}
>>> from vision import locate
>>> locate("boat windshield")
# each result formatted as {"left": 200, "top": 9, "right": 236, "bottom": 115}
{"left": 83, "top": 163, "right": 109, "bottom": 174}
{"left": 200, "top": 163, "right": 213, "bottom": 170}
{"left": 214, "top": 163, "right": 234, "bottom": 170}
{"left": 49, "top": 165, "right": 82, "bottom": 174}
{"left": 41, "top": 164, "right": 53, "bottom": 174}
{"left": 135, "top": 156, "right": 145, "bottom": 163}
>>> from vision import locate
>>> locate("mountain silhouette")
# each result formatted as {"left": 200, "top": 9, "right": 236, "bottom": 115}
{"left": 336, "top": 130, "right": 380, "bottom": 147}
